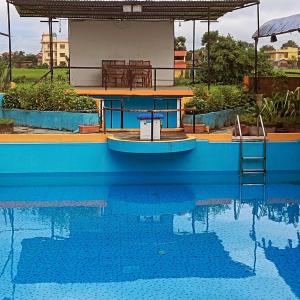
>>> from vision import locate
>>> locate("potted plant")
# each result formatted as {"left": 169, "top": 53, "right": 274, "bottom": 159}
{"left": 280, "top": 116, "right": 299, "bottom": 133}
{"left": 237, "top": 114, "right": 256, "bottom": 136}
{"left": 264, "top": 117, "right": 281, "bottom": 133}
{"left": 183, "top": 97, "right": 208, "bottom": 133}
{"left": 0, "top": 118, "right": 15, "bottom": 133}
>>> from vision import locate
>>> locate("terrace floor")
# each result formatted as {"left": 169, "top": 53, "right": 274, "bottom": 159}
{"left": 14, "top": 126, "right": 69, "bottom": 134}
{"left": 112, "top": 131, "right": 189, "bottom": 141}
{"left": 1, "top": 127, "right": 300, "bottom": 143}
{"left": 75, "top": 86, "right": 194, "bottom": 97}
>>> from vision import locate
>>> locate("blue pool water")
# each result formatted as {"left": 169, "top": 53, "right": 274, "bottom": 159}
{"left": 0, "top": 173, "right": 300, "bottom": 300}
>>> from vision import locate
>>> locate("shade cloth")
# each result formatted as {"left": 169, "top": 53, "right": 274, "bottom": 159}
{"left": 253, "top": 13, "right": 300, "bottom": 38}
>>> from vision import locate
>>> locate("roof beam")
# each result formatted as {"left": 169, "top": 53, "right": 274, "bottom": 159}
{"left": 9, "top": 0, "right": 259, "bottom": 20}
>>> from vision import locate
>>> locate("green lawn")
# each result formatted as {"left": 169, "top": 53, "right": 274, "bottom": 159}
{"left": 282, "top": 69, "right": 300, "bottom": 77}
{"left": 12, "top": 68, "right": 68, "bottom": 84}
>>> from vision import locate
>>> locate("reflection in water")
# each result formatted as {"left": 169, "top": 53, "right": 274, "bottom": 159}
{"left": 262, "top": 234, "right": 300, "bottom": 299}
{"left": 0, "top": 183, "right": 300, "bottom": 299}
{"left": 268, "top": 202, "right": 300, "bottom": 226}
{"left": 234, "top": 197, "right": 300, "bottom": 299}
{"left": 1, "top": 209, "right": 16, "bottom": 300}
{"left": 14, "top": 210, "right": 253, "bottom": 284}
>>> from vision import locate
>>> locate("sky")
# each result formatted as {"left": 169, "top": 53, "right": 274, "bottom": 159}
{"left": 0, "top": 0, "right": 299, "bottom": 54}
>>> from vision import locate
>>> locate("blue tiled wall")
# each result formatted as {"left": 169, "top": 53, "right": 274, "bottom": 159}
{"left": 0, "top": 140, "right": 299, "bottom": 175}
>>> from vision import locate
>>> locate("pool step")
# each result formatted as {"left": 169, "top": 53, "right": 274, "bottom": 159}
{"left": 242, "top": 156, "right": 265, "bottom": 161}
{"left": 242, "top": 168, "right": 265, "bottom": 174}
{"left": 233, "top": 136, "right": 266, "bottom": 142}
{"left": 242, "top": 183, "right": 265, "bottom": 186}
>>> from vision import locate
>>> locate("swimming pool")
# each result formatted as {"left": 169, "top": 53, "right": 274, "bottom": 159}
{"left": 0, "top": 172, "right": 300, "bottom": 300}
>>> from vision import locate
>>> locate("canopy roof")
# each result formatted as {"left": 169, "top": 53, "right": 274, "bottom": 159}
{"left": 253, "top": 13, "right": 300, "bottom": 38}
{"left": 8, "top": 0, "right": 259, "bottom": 21}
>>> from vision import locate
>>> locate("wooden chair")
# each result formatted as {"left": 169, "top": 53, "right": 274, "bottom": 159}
{"left": 142, "top": 61, "right": 152, "bottom": 88}
{"left": 102, "top": 60, "right": 126, "bottom": 88}
{"left": 129, "top": 60, "right": 152, "bottom": 88}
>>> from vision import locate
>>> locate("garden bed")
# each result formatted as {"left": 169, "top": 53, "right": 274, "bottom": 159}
{"left": 0, "top": 81, "right": 99, "bottom": 131}
{"left": 0, "top": 109, "right": 99, "bottom": 132}
{"left": 182, "top": 108, "right": 240, "bottom": 130}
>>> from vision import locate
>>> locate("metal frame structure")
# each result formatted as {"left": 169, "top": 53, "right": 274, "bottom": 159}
{"left": 252, "top": 12, "right": 300, "bottom": 93}
{"left": 1, "top": 1, "right": 13, "bottom": 82}
{"left": 6, "top": 0, "right": 260, "bottom": 89}
{"left": 8, "top": 0, "right": 259, "bottom": 20}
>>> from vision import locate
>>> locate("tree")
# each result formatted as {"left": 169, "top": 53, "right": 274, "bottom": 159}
{"left": 260, "top": 45, "right": 275, "bottom": 52}
{"left": 1, "top": 51, "right": 38, "bottom": 67}
{"left": 174, "top": 36, "right": 187, "bottom": 51}
{"left": 281, "top": 40, "right": 299, "bottom": 49}
{"left": 201, "top": 31, "right": 220, "bottom": 46}
{"left": 198, "top": 31, "right": 274, "bottom": 84}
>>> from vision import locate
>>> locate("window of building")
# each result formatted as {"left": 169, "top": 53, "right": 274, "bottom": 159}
{"left": 60, "top": 53, "right": 65, "bottom": 58}
{"left": 60, "top": 44, "right": 65, "bottom": 49}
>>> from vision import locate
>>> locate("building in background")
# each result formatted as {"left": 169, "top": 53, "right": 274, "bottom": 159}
{"left": 264, "top": 47, "right": 299, "bottom": 68}
{"left": 41, "top": 33, "right": 69, "bottom": 67}
{"left": 174, "top": 50, "right": 187, "bottom": 78}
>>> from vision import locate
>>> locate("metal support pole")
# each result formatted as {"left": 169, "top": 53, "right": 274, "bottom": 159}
{"left": 120, "top": 100, "right": 124, "bottom": 129}
{"left": 179, "top": 98, "right": 182, "bottom": 128}
{"left": 6, "top": 1, "right": 12, "bottom": 82}
{"left": 151, "top": 111, "right": 154, "bottom": 142}
{"left": 193, "top": 110, "right": 196, "bottom": 133}
{"left": 207, "top": 8, "right": 211, "bottom": 91}
{"left": 154, "top": 69, "right": 157, "bottom": 91}
{"left": 67, "top": 19, "right": 71, "bottom": 85}
{"left": 166, "top": 100, "right": 169, "bottom": 128}
{"left": 192, "top": 20, "right": 195, "bottom": 84}
{"left": 129, "top": 68, "right": 133, "bottom": 91}
{"left": 98, "top": 100, "right": 102, "bottom": 130}
{"left": 48, "top": 17, "right": 54, "bottom": 82}
{"left": 103, "top": 107, "right": 106, "bottom": 133}
{"left": 254, "top": 3, "right": 260, "bottom": 94}
{"left": 110, "top": 100, "right": 113, "bottom": 128}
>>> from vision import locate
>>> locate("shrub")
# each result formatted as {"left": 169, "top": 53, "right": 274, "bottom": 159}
{"left": 239, "top": 114, "right": 256, "bottom": 126}
{"left": 2, "top": 87, "right": 23, "bottom": 109}
{"left": 0, "top": 118, "right": 15, "bottom": 125}
{"left": 260, "top": 87, "right": 300, "bottom": 126}
{"left": 3, "top": 81, "right": 97, "bottom": 112}
{"left": 0, "top": 60, "right": 9, "bottom": 91}
{"left": 185, "top": 84, "right": 248, "bottom": 114}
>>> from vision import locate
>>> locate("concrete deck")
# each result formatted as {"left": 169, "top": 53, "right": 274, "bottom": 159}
{"left": 0, "top": 132, "right": 299, "bottom": 143}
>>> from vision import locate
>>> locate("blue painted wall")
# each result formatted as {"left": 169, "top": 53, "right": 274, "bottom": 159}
{"left": 0, "top": 140, "right": 299, "bottom": 176}
{"left": 0, "top": 109, "right": 99, "bottom": 131}
{"left": 183, "top": 108, "right": 239, "bottom": 129}
{"left": 0, "top": 95, "right": 179, "bottom": 130}
{"left": 0, "top": 93, "right": 4, "bottom": 118}
{"left": 107, "top": 137, "right": 196, "bottom": 153}
{"left": 100, "top": 96, "right": 179, "bottom": 129}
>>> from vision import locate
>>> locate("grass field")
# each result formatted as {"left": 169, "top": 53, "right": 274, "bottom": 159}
{"left": 12, "top": 68, "right": 68, "bottom": 84}
{"left": 282, "top": 69, "right": 300, "bottom": 78}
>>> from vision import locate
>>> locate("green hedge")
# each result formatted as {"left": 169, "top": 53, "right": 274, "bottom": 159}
{"left": 0, "top": 118, "right": 15, "bottom": 125}
{"left": 3, "top": 81, "right": 96, "bottom": 112}
{"left": 185, "top": 84, "right": 251, "bottom": 114}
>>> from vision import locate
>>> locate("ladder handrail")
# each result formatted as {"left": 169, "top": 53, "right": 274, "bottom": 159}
{"left": 258, "top": 114, "right": 267, "bottom": 183}
{"left": 235, "top": 115, "right": 243, "bottom": 177}
{"left": 257, "top": 114, "right": 267, "bottom": 139}
{"left": 235, "top": 115, "right": 243, "bottom": 139}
